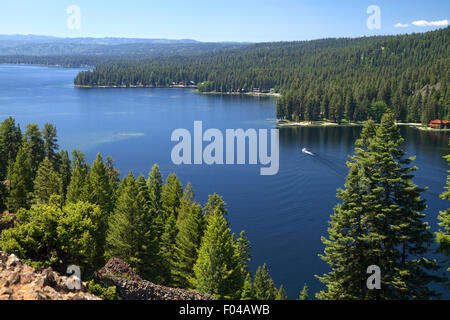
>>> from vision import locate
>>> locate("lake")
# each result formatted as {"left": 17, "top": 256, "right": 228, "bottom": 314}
{"left": 0, "top": 64, "right": 448, "bottom": 298}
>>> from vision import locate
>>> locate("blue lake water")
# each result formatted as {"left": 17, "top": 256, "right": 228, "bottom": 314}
{"left": 0, "top": 64, "right": 448, "bottom": 298}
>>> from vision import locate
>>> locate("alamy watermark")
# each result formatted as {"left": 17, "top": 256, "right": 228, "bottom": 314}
{"left": 65, "top": 265, "right": 81, "bottom": 290}
{"left": 171, "top": 121, "right": 279, "bottom": 176}
{"left": 367, "top": 265, "right": 381, "bottom": 290}
{"left": 67, "top": 5, "right": 81, "bottom": 30}
{"left": 367, "top": 5, "right": 381, "bottom": 30}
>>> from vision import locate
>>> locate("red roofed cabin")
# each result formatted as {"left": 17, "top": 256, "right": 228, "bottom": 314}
{"left": 429, "top": 120, "right": 450, "bottom": 129}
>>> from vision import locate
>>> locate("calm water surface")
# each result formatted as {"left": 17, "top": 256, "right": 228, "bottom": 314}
{"left": 0, "top": 65, "right": 448, "bottom": 298}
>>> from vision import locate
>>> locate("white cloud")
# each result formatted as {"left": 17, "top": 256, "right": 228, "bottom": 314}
{"left": 394, "top": 23, "right": 409, "bottom": 28}
{"left": 412, "top": 19, "right": 449, "bottom": 27}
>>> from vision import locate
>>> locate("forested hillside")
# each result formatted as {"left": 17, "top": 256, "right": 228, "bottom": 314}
{"left": 0, "top": 37, "right": 245, "bottom": 67}
{"left": 74, "top": 27, "right": 450, "bottom": 124}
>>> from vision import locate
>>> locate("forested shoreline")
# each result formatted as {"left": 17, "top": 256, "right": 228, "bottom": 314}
{"left": 73, "top": 28, "right": 449, "bottom": 125}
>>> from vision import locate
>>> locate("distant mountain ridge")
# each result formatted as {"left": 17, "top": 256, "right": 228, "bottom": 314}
{"left": 0, "top": 34, "right": 247, "bottom": 58}
{"left": 0, "top": 34, "right": 204, "bottom": 45}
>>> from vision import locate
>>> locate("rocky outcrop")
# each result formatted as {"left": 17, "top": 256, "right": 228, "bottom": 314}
{"left": 0, "top": 252, "right": 214, "bottom": 300}
{"left": 0, "top": 251, "right": 100, "bottom": 300}
{"left": 95, "top": 258, "right": 214, "bottom": 300}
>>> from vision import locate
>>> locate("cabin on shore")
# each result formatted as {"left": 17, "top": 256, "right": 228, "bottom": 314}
{"left": 429, "top": 120, "right": 450, "bottom": 129}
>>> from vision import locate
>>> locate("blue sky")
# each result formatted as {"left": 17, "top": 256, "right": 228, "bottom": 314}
{"left": 0, "top": 0, "right": 448, "bottom": 42}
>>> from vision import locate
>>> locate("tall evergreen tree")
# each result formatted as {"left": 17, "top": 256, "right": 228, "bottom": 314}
{"left": 317, "top": 112, "right": 440, "bottom": 300}
{"left": 159, "top": 211, "right": 179, "bottom": 285}
{"left": 276, "top": 285, "right": 288, "bottom": 300}
{"left": 57, "top": 150, "right": 72, "bottom": 200}
{"left": 33, "top": 157, "right": 62, "bottom": 205}
{"left": 299, "top": 284, "right": 309, "bottom": 300}
{"left": 134, "top": 175, "right": 161, "bottom": 283}
{"left": 241, "top": 273, "right": 255, "bottom": 300}
{"left": 105, "top": 156, "right": 121, "bottom": 194}
{"left": 7, "top": 145, "right": 33, "bottom": 212}
{"left": 253, "top": 264, "right": 277, "bottom": 300}
{"left": 193, "top": 209, "right": 243, "bottom": 299}
{"left": 87, "top": 154, "right": 113, "bottom": 213}
{"left": 177, "top": 182, "right": 196, "bottom": 227}
{"left": 66, "top": 150, "right": 89, "bottom": 203}
{"left": 161, "top": 173, "right": 183, "bottom": 219}
{"left": 148, "top": 164, "right": 164, "bottom": 238}
{"left": 436, "top": 149, "right": 450, "bottom": 275}
{"left": 42, "top": 123, "right": 59, "bottom": 166}
{"left": 0, "top": 117, "right": 21, "bottom": 209}
{"left": 0, "top": 117, "right": 22, "bottom": 179}
{"left": 106, "top": 172, "right": 150, "bottom": 275}
{"left": 24, "top": 124, "right": 45, "bottom": 177}
{"left": 204, "top": 193, "right": 228, "bottom": 217}
{"left": 171, "top": 201, "right": 205, "bottom": 289}
{"left": 316, "top": 164, "right": 370, "bottom": 299}
{"left": 236, "top": 231, "right": 251, "bottom": 273}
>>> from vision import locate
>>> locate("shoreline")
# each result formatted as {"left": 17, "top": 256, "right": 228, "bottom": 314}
{"left": 74, "top": 84, "right": 198, "bottom": 89}
{"left": 276, "top": 120, "right": 450, "bottom": 131}
{"left": 74, "top": 85, "right": 281, "bottom": 97}
{"left": 197, "top": 90, "right": 281, "bottom": 98}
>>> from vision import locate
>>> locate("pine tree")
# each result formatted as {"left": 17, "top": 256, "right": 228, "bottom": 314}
{"left": 193, "top": 209, "right": 243, "bottom": 299}
{"left": 33, "top": 157, "right": 62, "bottom": 205}
{"left": 87, "top": 154, "right": 113, "bottom": 213}
{"left": 57, "top": 150, "right": 71, "bottom": 200}
{"left": 241, "top": 273, "right": 255, "bottom": 300}
{"left": 253, "top": 264, "right": 277, "bottom": 300}
{"left": 276, "top": 285, "right": 288, "bottom": 300}
{"left": 316, "top": 164, "right": 370, "bottom": 299}
{"left": 148, "top": 164, "right": 164, "bottom": 239}
{"left": 299, "top": 284, "right": 309, "bottom": 300}
{"left": 105, "top": 156, "right": 121, "bottom": 194}
{"left": 0, "top": 117, "right": 22, "bottom": 179}
{"left": 134, "top": 175, "right": 161, "bottom": 283}
{"left": 436, "top": 150, "right": 450, "bottom": 274}
{"left": 159, "top": 211, "right": 179, "bottom": 285}
{"left": 0, "top": 117, "right": 21, "bottom": 210}
{"left": 177, "top": 182, "right": 196, "bottom": 225}
{"left": 24, "top": 124, "right": 45, "bottom": 177}
{"left": 204, "top": 193, "right": 228, "bottom": 217}
{"left": 317, "top": 112, "right": 440, "bottom": 300}
{"left": 236, "top": 231, "right": 251, "bottom": 273}
{"left": 42, "top": 123, "right": 59, "bottom": 166}
{"left": 161, "top": 173, "right": 183, "bottom": 219}
{"left": 106, "top": 172, "right": 149, "bottom": 274}
{"left": 148, "top": 164, "right": 163, "bottom": 213}
{"left": 7, "top": 145, "right": 33, "bottom": 212}
{"left": 66, "top": 150, "right": 89, "bottom": 203}
{"left": 171, "top": 201, "right": 205, "bottom": 289}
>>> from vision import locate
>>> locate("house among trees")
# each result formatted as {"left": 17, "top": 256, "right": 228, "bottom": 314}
{"left": 429, "top": 120, "right": 450, "bottom": 129}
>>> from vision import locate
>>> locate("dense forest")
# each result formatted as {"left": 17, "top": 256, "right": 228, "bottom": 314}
{"left": 0, "top": 117, "right": 296, "bottom": 300}
{"left": 73, "top": 27, "right": 450, "bottom": 124}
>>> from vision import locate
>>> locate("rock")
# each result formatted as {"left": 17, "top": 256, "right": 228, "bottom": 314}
{"left": 0, "top": 288, "right": 13, "bottom": 296}
{"left": 96, "top": 258, "right": 214, "bottom": 301}
{"left": 0, "top": 251, "right": 100, "bottom": 300}
{"left": 7, "top": 271, "right": 20, "bottom": 285}
{"left": 43, "top": 268, "right": 57, "bottom": 287}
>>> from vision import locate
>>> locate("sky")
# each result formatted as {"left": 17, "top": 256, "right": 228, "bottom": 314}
{"left": 0, "top": 0, "right": 448, "bottom": 42}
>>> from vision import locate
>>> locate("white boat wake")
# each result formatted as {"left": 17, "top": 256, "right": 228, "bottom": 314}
{"left": 302, "top": 148, "right": 315, "bottom": 156}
